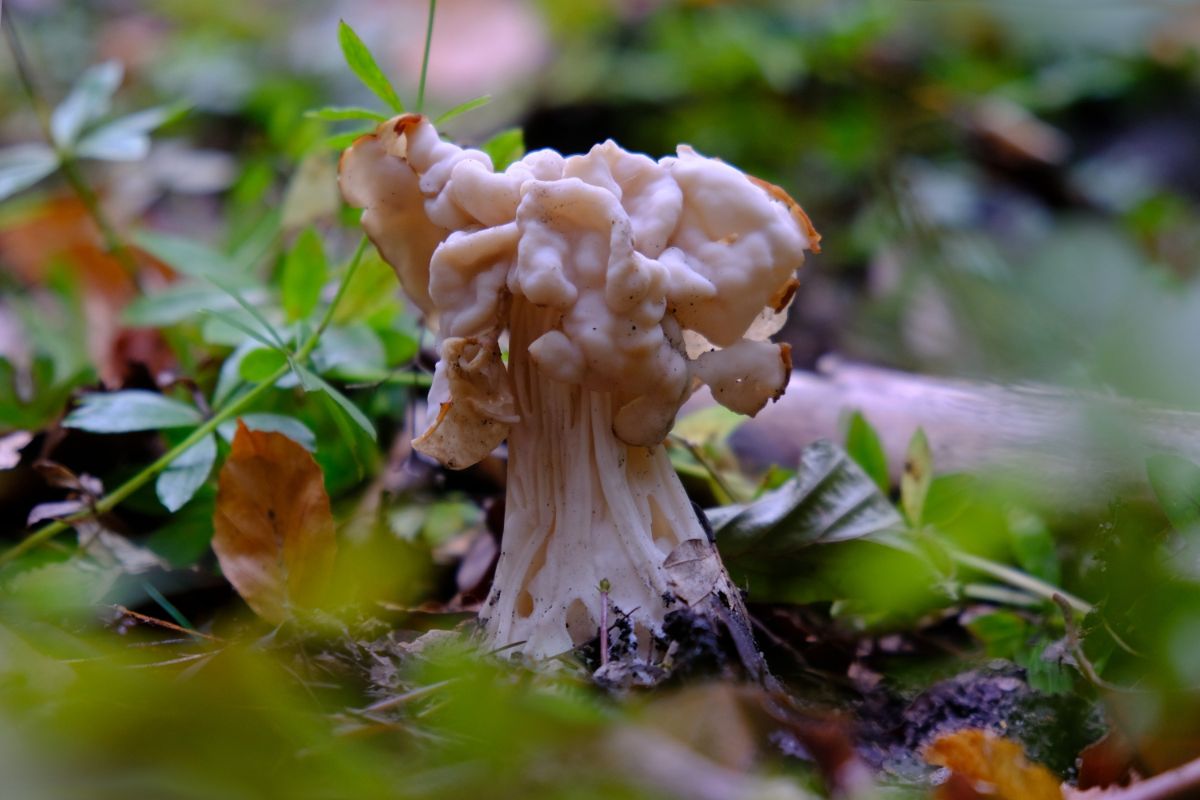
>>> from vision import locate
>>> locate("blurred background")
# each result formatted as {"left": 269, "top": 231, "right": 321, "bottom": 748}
{"left": 6, "top": 0, "right": 1200, "bottom": 394}
{"left": 4, "top": 1, "right": 1200, "bottom": 797}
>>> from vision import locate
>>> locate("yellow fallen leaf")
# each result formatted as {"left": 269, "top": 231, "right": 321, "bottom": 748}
{"left": 925, "top": 728, "right": 1062, "bottom": 800}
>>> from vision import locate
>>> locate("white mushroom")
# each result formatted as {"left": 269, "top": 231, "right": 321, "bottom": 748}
{"left": 340, "top": 115, "right": 819, "bottom": 659}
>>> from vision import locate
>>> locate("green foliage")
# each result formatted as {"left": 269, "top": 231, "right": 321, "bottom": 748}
{"left": 434, "top": 94, "right": 491, "bottom": 125}
{"left": 63, "top": 390, "right": 202, "bottom": 433}
{"left": 156, "top": 432, "right": 218, "bottom": 512}
{"left": 481, "top": 127, "right": 525, "bottom": 171}
{"left": 709, "top": 439, "right": 904, "bottom": 601}
{"left": 4, "top": 2, "right": 1200, "bottom": 795}
{"left": 900, "top": 429, "right": 932, "bottom": 528}
{"left": 0, "top": 356, "right": 89, "bottom": 432}
{"left": 305, "top": 106, "right": 389, "bottom": 123}
{"left": 337, "top": 20, "right": 405, "bottom": 113}
{"left": 845, "top": 411, "right": 889, "bottom": 493}
{"left": 296, "top": 365, "right": 377, "bottom": 441}
{"left": 0, "top": 144, "right": 57, "bottom": 201}
{"left": 238, "top": 347, "right": 289, "bottom": 382}
{"left": 0, "top": 59, "right": 182, "bottom": 202}
{"left": 74, "top": 104, "right": 188, "bottom": 161}
{"left": 965, "top": 610, "right": 1073, "bottom": 695}
{"left": 134, "top": 230, "right": 254, "bottom": 284}
{"left": 1147, "top": 453, "right": 1200, "bottom": 533}
{"left": 50, "top": 61, "right": 124, "bottom": 147}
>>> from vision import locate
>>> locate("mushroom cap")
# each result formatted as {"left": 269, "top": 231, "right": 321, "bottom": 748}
{"left": 340, "top": 115, "right": 819, "bottom": 464}
{"left": 338, "top": 129, "right": 447, "bottom": 318}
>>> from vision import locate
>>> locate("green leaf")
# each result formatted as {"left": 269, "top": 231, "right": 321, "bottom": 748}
{"left": 155, "top": 434, "right": 218, "bottom": 512}
{"left": 296, "top": 365, "right": 376, "bottom": 440}
{"left": 0, "top": 356, "right": 90, "bottom": 433}
{"left": 63, "top": 390, "right": 202, "bottom": 433}
{"left": 145, "top": 486, "right": 216, "bottom": 567}
{"left": 281, "top": 228, "right": 328, "bottom": 321}
{"left": 134, "top": 231, "right": 250, "bottom": 283}
{"left": 673, "top": 405, "right": 745, "bottom": 446}
{"left": 480, "top": 127, "right": 524, "bottom": 171}
{"left": 212, "top": 340, "right": 259, "bottom": 408}
{"left": 964, "top": 609, "right": 1029, "bottom": 660}
{"left": 1147, "top": 453, "right": 1200, "bottom": 533}
{"left": 708, "top": 439, "right": 904, "bottom": 563}
{"left": 311, "top": 324, "right": 386, "bottom": 380}
{"left": 434, "top": 95, "right": 491, "bottom": 125}
{"left": 337, "top": 20, "right": 405, "bottom": 112}
{"left": 208, "top": 278, "right": 288, "bottom": 352}
{"left": 75, "top": 105, "right": 185, "bottom": 162}
{"left": 1006, "top": 508, "right": 1060, "bottom": 585}
{"left": 331, "top": 251, "right": 403, "bottom": 324}
{"left": 50, "top": 61, "right": 123, "bottom": 147}
{"left": 305, "top": 106, "right": 389, "bottom": 123}
{"left": 217, "top": 414, "right": 317, "bottom": 452}
{"left": 0, "top": 144, "right": 59, "bottom": 201}
{"left": 845, "top": 411, "right": 889, "bottom": 493}
{"left": 238, "top": 348, "right": 289, "bottom": 382}
{"left": 377, "top": 327, "right": 420, "bottom": 367}
{"left": 901, "top": 428, "right": 932, "bottom": 527}
{"left": 122, "top": 283, "right": 247, "bottom": 328}
{"left": 323, "top": 129, "right": 375, "bottom": 151}
{"left": 202, "top": 309, "right": 280, "bottom": 351}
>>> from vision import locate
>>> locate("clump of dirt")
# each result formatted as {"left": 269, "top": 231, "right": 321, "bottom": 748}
{"left": 855, "top": 661, "right": 1105, "bottom": 780}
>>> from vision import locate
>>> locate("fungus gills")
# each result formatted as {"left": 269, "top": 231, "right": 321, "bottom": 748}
{"left": 340, "top": 114, "right": 819, "bottom": 659}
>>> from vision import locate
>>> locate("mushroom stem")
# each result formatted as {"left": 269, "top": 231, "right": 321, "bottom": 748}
{"left": 483, "top": 298, "right": 708, "bottom": 658}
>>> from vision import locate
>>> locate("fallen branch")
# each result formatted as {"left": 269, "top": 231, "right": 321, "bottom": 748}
{"left": 1066, "top": 754, "right": 1200, "bottom": 800}
{"left": 713, "top": 357, "right": 1200, "bottom": 509}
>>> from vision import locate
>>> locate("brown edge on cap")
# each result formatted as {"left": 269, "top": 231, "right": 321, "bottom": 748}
{"left": 336, "top": 113, "right": 426, "bottom": 177}
{"left": 392, "top": 113, "right": 426, "bottom": 136}
{"left": 336, "top": 131, "right": 379, "bottom": 176}
{"left": 772, "top": 342, "right": 793, "bottom": 404}
{"left": 770, "top": 277, "right": 801, "bottom": 313}
{"left": 748, "top": 174, "right": 822, "bottom": 254}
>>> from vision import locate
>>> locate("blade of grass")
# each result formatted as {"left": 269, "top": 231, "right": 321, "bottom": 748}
{"left": 434, "top": 94, "right": 490, "bottom": 125}
{"left": 416, "top": 0, "right": 438, "bottom": 112}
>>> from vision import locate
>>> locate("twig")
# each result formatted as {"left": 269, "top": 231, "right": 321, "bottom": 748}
{"left": 125, "top": 652, "right": 213, "bottom": 669}
{"left": 2, "top": 13, "right": 140, "bottom": 275}
{"left": 358, "top": 679, "right": 454, "bottom": 715}
{"left": 1065, "top": 754, "right": 1200, "bottom": 800}
{"left": 487, "top": 639, "right": 527, "bottom": 656}
{"left": 1052, "top": 593, "right": 1133, "bottom": 694}
{"left": 598, "top": 578, "right": 610, "bottom": 668}
{"left": 112, "top": 605, "right": 220, "bottom": 642}
{"left": 0, "top": 238, "right": 371, "bottom": 566}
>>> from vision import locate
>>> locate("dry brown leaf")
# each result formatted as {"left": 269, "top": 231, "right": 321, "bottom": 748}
{"left": 925, "top": 729, "right": 1063, "bottom": 800}
{"left": 0, "top": 195, "right": 177, "bottom": 387}
{"left": 212, "top": 421, "right": 337, "bottom": 623}
{"left": 1077, "top": 730, "right": 1137, "bottom": 791}
{"left": 641, "top": 683, "right": 764, "bottom": 772}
